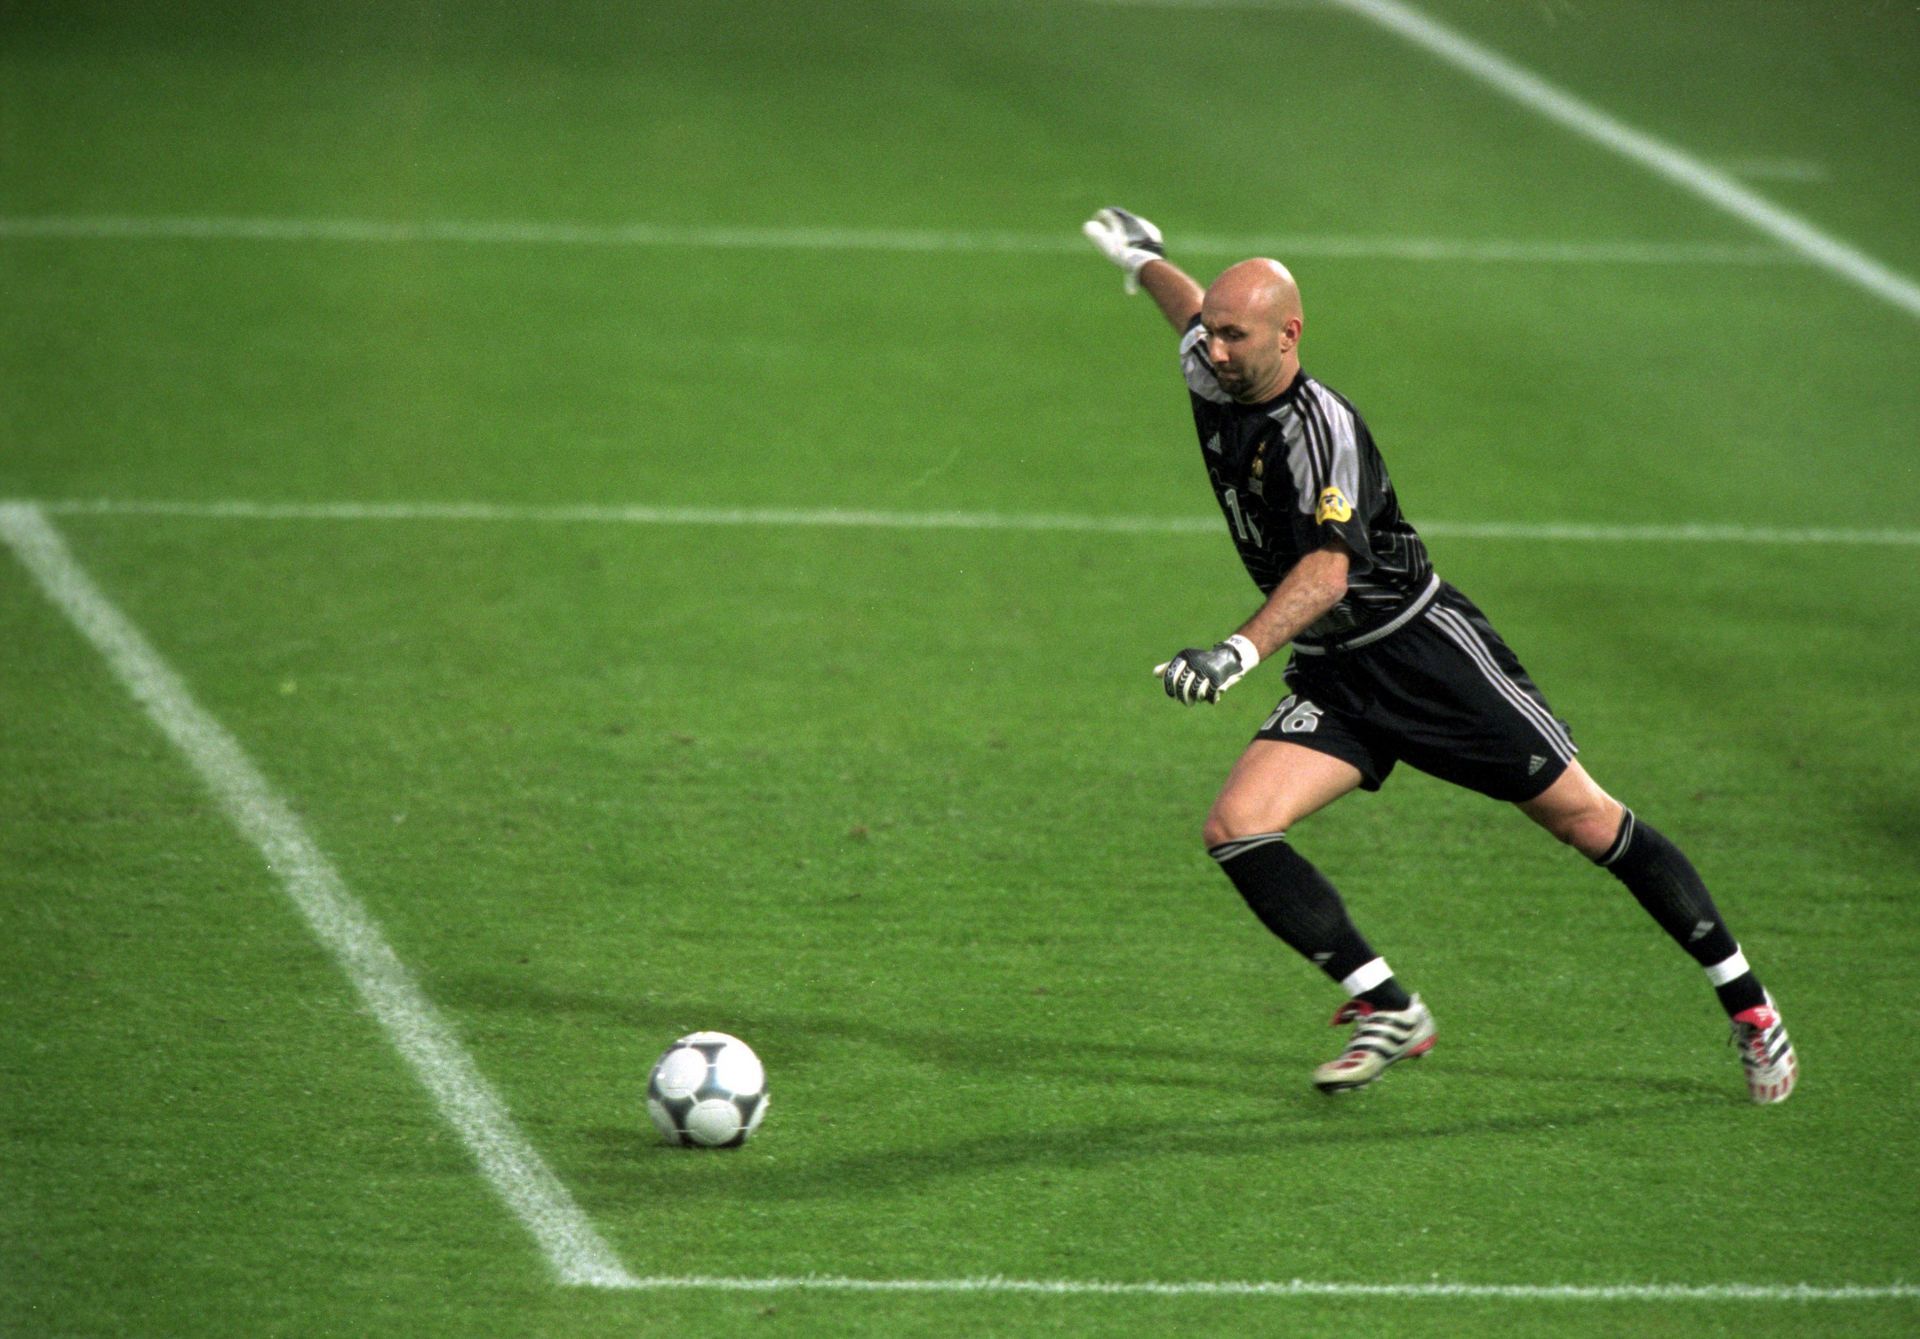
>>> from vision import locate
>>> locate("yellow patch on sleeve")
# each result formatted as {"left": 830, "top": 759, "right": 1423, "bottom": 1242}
{"left": 1315, "top": 485, "right": 1354, "bottom": 525}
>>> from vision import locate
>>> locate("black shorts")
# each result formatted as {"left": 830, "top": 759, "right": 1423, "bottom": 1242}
{"left": 1254, "top": 579, "right": 1577, "bottom": 802}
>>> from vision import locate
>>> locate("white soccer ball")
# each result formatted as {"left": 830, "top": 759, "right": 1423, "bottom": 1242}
{"left": 645, "top": 1031, "right": 768, "bottom": 1148}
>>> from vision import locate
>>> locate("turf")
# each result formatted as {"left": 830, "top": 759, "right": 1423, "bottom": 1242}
{"left": 3, "top": 1, "right": 1918, "bottom": 1335}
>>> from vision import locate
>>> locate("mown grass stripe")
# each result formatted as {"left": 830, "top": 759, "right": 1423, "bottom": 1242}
{"left": 18, "top": 497, "right": 1920, "bottom": 547}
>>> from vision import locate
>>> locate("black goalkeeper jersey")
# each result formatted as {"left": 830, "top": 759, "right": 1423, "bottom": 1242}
{"left": 1180, "top": 317, "right": 1433, "bottom": 644}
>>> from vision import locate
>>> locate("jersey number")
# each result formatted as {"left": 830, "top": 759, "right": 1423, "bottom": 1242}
{"left": 1262, "top": 695, "right": 1323, "bottom": 735}
{"left": 1223, "top": 487, "right": 1263, "bottom": 545}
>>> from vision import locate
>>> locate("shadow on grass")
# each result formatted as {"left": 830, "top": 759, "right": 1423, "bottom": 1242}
{"left": 440, "top": 971, "right": 1278, "bottom": 1096}
{"left": 442, "top": 972, "right": 1737, "bottom": 1207}
{"left": 572, "top": 1082, "right": 1725, "bottom": 1206}
{"left": 1438, "top": 1062, "right": 1724, "bottom": 1100}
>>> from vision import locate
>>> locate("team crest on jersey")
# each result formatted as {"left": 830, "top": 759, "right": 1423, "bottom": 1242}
{"left": 1249, "top": 443, "right": 1268, "bottom": 498}
{"left": 1315, "top": 485, "right": 1353, "bottom": 524}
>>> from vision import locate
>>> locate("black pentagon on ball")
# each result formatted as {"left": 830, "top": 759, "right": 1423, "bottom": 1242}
{"left": 690, "top": 1042, "right": 729, "bottom": 1100}
{"left": 728, "top": 1091, "right": 766, "bottom": 1138}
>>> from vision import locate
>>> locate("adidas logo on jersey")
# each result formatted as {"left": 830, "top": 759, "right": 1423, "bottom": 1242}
{"left": 1527, "top": 755, "right": 1548, "bottom": 775}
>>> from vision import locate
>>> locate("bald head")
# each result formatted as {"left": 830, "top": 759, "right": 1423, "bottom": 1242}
{"left": 1208, "top": 258, "right": 1302, "bottom": 326}
{"left": 1199, "top": 259, "right": 1304, "bottom": 403}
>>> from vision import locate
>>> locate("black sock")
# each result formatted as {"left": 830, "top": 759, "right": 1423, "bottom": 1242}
{"left": 1208, "top": 832, "right": 1413, "bottom": 1011}
{"left": 1595, "top": 810, "right": 1766, "bottom": 1015}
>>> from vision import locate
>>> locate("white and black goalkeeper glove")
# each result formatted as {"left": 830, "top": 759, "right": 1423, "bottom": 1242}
{"left": 1082, "top": 206, "right": 1166, "bottom": 294}
{"left": 1155, "top": 635, "right": 1261, "bottom": 705}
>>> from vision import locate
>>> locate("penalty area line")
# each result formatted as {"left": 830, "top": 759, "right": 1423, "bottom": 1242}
{"left": 18, "top": 496, "right": 1920, "bottom": 548}
{"left": 1331, "top": 0, "right": 1920, "bottom": 320}
{"left": 592, "top": 1273, "right": 1920, "bottom": 1303}
{"left": 0, "top": 213, "right": 1791, "bottom": 268}
{"left": 0, "top": 501, "right": 639, "bottom": 1291}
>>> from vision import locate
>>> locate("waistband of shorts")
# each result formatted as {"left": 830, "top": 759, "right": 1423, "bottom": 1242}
{"left": 1290, "top": 573, "right": 1443, "bottom": 657}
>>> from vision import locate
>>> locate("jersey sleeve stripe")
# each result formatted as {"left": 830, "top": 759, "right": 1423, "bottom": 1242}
{"left": 1303, "top": 384, "right": 1363, "bottom": 508}
{"left": 1295, "top": 394, "right": 1334, "bottom": 503}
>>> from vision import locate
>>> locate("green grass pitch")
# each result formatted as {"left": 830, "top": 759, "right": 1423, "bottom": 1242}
{"left": 3, "top": 1, "right": 1918, "bottom": 1335}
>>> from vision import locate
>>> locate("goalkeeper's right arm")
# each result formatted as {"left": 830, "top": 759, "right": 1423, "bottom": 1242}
{"left": 1081, "top": 206, "right": 1204, "bottom": 332}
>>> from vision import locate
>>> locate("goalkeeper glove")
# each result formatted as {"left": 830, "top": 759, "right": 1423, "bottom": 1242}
{"left": 1081, "top": 206, "right": 1166, "bottom": 294}
{"left": 1155, "top": 635, "right": 1261, "bottom": 706}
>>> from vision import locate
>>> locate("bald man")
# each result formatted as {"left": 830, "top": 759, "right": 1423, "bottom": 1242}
{"left": 1082, "top": 207, "right": 1797, "bottom": 1102}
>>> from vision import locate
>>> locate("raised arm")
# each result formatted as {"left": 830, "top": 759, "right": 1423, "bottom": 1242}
{"left": 1082, "top": 207, "right": 1203, "bottom": 331}
{"left": 1136, "top": 258, "right": 1203, "bottom": 332}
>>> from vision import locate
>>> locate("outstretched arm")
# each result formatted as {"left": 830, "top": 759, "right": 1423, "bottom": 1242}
{"left": 1156, "top": 543, "right": 1350, "bottom": 705}
{"left": 1136, "top": 258, "right": 1203, "bottom": 332}
{"left": 1082, "top": 206, "right": 1203, "bottom": 331}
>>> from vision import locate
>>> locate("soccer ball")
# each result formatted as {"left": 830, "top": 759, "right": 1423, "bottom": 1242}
{"left": 645, "top": 1031, "right": 769, "bottom": 1148}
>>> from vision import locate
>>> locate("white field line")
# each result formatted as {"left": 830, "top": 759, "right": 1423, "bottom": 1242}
{"left": 0, "top": 502, "right": 639, "bottom": 1291}
{"left": 0, "top": 213, "right": 1791, "bottom": 268}
{"left": 606, "top": 1273, "right": 1920, "bottom": 1302}
{"left": 21, "top": 497, "right": 1920, "bottom": 548}
{"left": 1082, "top": 0, "right": 1329, "bottom": 9}
{"left": 1332, "top": 0, "right": 1920, "bottom": 320}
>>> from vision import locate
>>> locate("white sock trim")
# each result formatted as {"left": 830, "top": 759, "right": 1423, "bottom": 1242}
{"left": 1340, "top": 957, "right": 1392, "bottom": 997}
{"left": 1705, "top": 948, "right": 1750, "bottom": 987}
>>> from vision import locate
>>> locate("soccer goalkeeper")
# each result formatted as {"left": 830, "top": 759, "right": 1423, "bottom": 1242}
{"left": 1082, "top": 206, "right": 1797, "bottom": 1102}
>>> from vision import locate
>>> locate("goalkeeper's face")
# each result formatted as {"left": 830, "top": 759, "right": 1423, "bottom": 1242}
{"left": 1201, "top": 259, "right": 1303, "bottom": 404}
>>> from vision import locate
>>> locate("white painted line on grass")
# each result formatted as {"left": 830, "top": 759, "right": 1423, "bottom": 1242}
{"left": 606, "top": 1273, "right": 1918, "bottom": 1302}
{"left": 0, "top": 214, "right": 1791, "bottom": 267}
{"left": 21, "top": 496, "right": 1920, "bottom": 548}
{"left": 28, "top": 495, "right": 1221, "bottom": 533}
{"left": 1082, "top": 0, "right": 1329, "bottom": 9}
{"left": 1415, "top": 519, "right": 1920, "bottom": 548}
{"left": 0, "top": 502, "right": 639, "bottom": 1291}
{"left": 1331, "top": 0, "right": 1920, "bottom": 320}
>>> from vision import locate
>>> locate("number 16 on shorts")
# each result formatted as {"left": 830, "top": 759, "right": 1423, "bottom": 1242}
{"left": 1262, "top": 695, "right": 1323, "bottom": 735}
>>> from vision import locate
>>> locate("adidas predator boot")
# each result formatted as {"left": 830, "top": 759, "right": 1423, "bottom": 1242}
{"left": 1731, "top": 995, "right": 1798, "bottom": 1104}
{"left": 1313, "top": 995, "right": 1436, "bottom": 1094}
